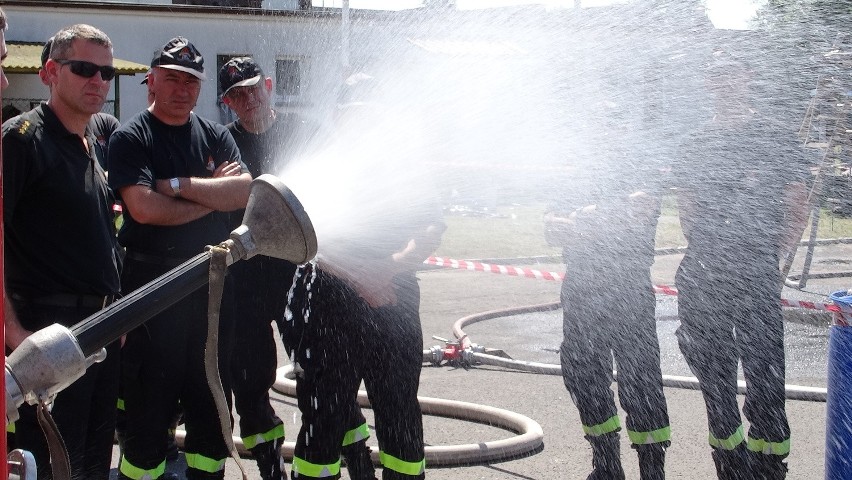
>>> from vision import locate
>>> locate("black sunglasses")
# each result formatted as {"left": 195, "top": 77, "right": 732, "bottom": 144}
{"left": 55, "top": 59, "right": 117, "bottom": 81}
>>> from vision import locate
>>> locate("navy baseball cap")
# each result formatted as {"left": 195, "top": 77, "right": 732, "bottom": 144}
{"left": 151, "top": 37, "right": 206, "bottom": 80}
{"left": 219, "top": 57, "right": 263, "bottom": 97}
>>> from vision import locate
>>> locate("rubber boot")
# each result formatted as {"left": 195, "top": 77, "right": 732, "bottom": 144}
{"left": 251, "top": 438, "right": 287, "bottom": 480}
{"left": 747, "top": 450, "right": 788, "bottom": 480}
{"left": 586, "top": 433, "right": 625, "bottom": 480}
{"left": 636, "top": 443, "right": 666, "bottom": 480}
{"left": 341, "top": 440, "right": 377, "bottom": 480}
{"left": 711, "top": 445, "right": 749, "bottom": 480}
{"left": 185, "top": 470, "right": 225, "bottom": 480}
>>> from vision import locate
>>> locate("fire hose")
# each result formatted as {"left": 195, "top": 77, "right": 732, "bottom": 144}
{"left": 422, "top": 301, "right": 828, "bottom": 402}
{"left": 173, "top": 364, "right": 545, "bottom": 467}
{"left": 4, "top": 175, "right": 317, "bottom": 478}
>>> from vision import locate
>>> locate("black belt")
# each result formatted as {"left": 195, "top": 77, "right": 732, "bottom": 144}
{"left": 9, "top": 292, "right": 116, "bottom": 309}
{"left": 125, "top": 251, "right": 187, "bottom": 268}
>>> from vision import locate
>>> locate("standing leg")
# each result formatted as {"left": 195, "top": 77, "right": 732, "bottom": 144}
{"left": 362, "top": 274, "right": 425, "bottom": 480}
{"left": 290, "top": 270, "right": 358, "bottom": 479}
{"left": 560, "top": 278, "right": 624, "bottom": 480}
{"left": 737, "top": 260, "right": 789, "bottom": 480}
{"left": 611, "top": 276, "right": 669, "bottom": 480}
{"left": 676, "top": 261, "right": 748, "bottom": 478}
{"left": 341, "top": 405, "right": 376, "bottom": 480}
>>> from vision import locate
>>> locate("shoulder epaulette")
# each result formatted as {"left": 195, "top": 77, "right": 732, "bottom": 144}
{"left": 5, "top": 116, "right": 37, "bottom": 141}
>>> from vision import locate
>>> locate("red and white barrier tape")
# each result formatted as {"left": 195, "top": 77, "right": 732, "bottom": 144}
{"left": 425, "top": 256, "right": 845, "bottom": 315}
{"left": 426, "top": 256, "right": 563, "bottom": 281}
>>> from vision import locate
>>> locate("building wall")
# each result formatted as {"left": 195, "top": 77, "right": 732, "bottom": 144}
{"left": 2, "top": 4, "right": 373, "bottom": 123}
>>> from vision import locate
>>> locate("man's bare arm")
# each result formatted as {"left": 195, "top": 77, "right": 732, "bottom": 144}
{"left": 156, "top": 170, "right": 252, "bottom": 212}
{"left": 119, "top": 184, "right": 213, "bottom": 226}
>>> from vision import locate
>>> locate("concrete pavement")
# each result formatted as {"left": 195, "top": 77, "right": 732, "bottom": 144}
{"left": 112, "top": 241, "right": 848, "bottom": 479}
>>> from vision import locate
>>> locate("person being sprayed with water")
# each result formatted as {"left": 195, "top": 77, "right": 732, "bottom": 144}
{"left": 107, "top": 37, "right": 251, "bottom": 480}
{"left": 283, "top": 71, "right": 445, "bottom": 480}
{"left": 545, "top": 65, "right": 671, "bottom": 478}
{"left": 672, "top": 46, "right": 811, "bottom": 480}
{"left": 3, "top": 23, "right": 124, "bottom": 480}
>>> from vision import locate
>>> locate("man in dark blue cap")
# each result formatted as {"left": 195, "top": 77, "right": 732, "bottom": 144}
{"left": 218, "top": 55, "right": 313, "bottom": 480}
{"left": 108, "top": 36, "right": 251, "bottom": 480}
{"left": 219, "top": 56, "right": 378, "bottom": 480}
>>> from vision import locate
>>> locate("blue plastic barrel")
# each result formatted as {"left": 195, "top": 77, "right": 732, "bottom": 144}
{"left": 826, "top": 290, "right": 852, "bottom": 479}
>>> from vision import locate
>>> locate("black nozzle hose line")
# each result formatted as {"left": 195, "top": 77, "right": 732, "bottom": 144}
{"left": 70, "top": 252, "right": 211, "bottom": 357}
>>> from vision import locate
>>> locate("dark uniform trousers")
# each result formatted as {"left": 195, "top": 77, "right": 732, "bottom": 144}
{"left": 284, "top": 266, "right": 425, "bottom": 479}
{"left": 675, "top": 251, "right": 790, "bottom": 453}
{"left": 118, "top": 256, "right": 235, "bottom": 479}
{"left": 229, "top": 257, "right": 293, "bottom": 449}
{"left": 230, "top": 316, "right": 284, "bottom": 444}
{"left": 8, "top": 300, "right": 120, "bottom": 480}
{"left": 559, "top": 257, "right": 670, "bottom": 444}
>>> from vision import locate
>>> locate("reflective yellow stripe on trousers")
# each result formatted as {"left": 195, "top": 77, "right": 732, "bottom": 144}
{"left": 379, "top": 451, "right": 426, "bottom": 477}
{"left": 341, "top": 422, "right": 371, "bottom": 447}
{"left": 747, "top": 436, "right": 791, "bottom": 456}
{"left": 582, "top": 415, "right": 621, "bottom": 438}
{"left": 242, "top": 423, "right": 286, "bottom": 450}
{"left": 628, "top": 425, "right": 671, "bottom": 445}
{"left": 292, "top": 456, "right": 341, "bottom": 478}
{"left": 119, "top": 458, "right": 167, "bottom": 480}
{"left": 184, "top": 452, "right": 226, "bottom": 474}
{"left": 708, "top": 424, "right": 746, "bottom": 451}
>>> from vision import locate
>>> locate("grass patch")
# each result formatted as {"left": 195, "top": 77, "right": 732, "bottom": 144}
{"left": 437, "top": 204, "right": 559, "bottom": 260}
{"left": 435, "top": 196, "right": 852, "bottom": 260}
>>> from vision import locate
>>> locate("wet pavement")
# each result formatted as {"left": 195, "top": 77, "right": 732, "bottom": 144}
{"left": 111, "top": 243, "right": 850, "bottom": 479}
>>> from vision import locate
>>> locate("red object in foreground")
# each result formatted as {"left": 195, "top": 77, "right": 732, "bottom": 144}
{"left": 1, "top": 88, "right": 9, "bottom": 479}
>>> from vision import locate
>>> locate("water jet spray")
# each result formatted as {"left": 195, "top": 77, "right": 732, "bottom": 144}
{"left": 4, "top": 174, "right": 317, "bottom": 423}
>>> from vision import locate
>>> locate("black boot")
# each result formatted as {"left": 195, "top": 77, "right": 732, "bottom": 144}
{"left": 586, "top": 433, "right": 625, "bottom": 480}
{"left": 636, "top": 443, "right": 666, "bottom": 480}
{"left": 711, "top": 445, "right": 749, "bottom": 480}
{"left": 341, "top": 440, "right": 377, "bottom": 480}
{"left": 185, "top": 470, "right": 225, "bottom": 480}
{"left": 251, "top": 438, "right": 287, "bottom": 480}
{"left": 747, "top": 450, "right": 787, "bottom": 480}
{"left": 118, "top": 473, "right": 179, "bottom": 480}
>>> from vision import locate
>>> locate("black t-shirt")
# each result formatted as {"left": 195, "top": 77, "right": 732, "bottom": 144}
{"left": 227, "top": 113, "right": 318, "bottom": 180}
{"left": 108, "top": 110, "right": 245, "bottom": 258}
{"left": 673, "top": 116, "right": 813, "bottom": 262}
{"left": 226, "top": 114, "right": 318, "bottom": 229}
{"left": 226, "top": 115, "right": 315, "bottom": 316}
{"left": 2, "top": 104, "right": 122, "bottom": 297}
{"left": 548, "top": 135, "right": 668, "bottom": 269}
{"left": 90, "top": 112, "right": 120, "bottom": 170}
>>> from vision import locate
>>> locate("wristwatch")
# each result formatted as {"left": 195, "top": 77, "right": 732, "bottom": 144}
{"left": 170, "top": 177, "right": 181, "bottom": 198}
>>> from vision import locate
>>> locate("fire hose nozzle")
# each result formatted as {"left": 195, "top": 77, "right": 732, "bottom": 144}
{"left": 229, "top": 174, "right": 318, "bottom": 265}
{"left": 5, "top": 324, "right": 89, "bottom": 424}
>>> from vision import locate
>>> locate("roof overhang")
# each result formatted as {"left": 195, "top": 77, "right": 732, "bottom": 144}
{"left": 4, "top": 42, "right": 149, "bottom": 75}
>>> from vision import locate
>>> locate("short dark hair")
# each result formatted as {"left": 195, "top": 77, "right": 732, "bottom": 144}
{"left": 49, "top": 24, "right": 112, "bottom": 61}
{"left": 40, "top": 37, "right": 54, "bottom": 68}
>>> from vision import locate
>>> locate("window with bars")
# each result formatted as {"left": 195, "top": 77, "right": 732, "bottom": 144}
{"left": 275, "top": 58, "right": 301, "bottom": 97}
